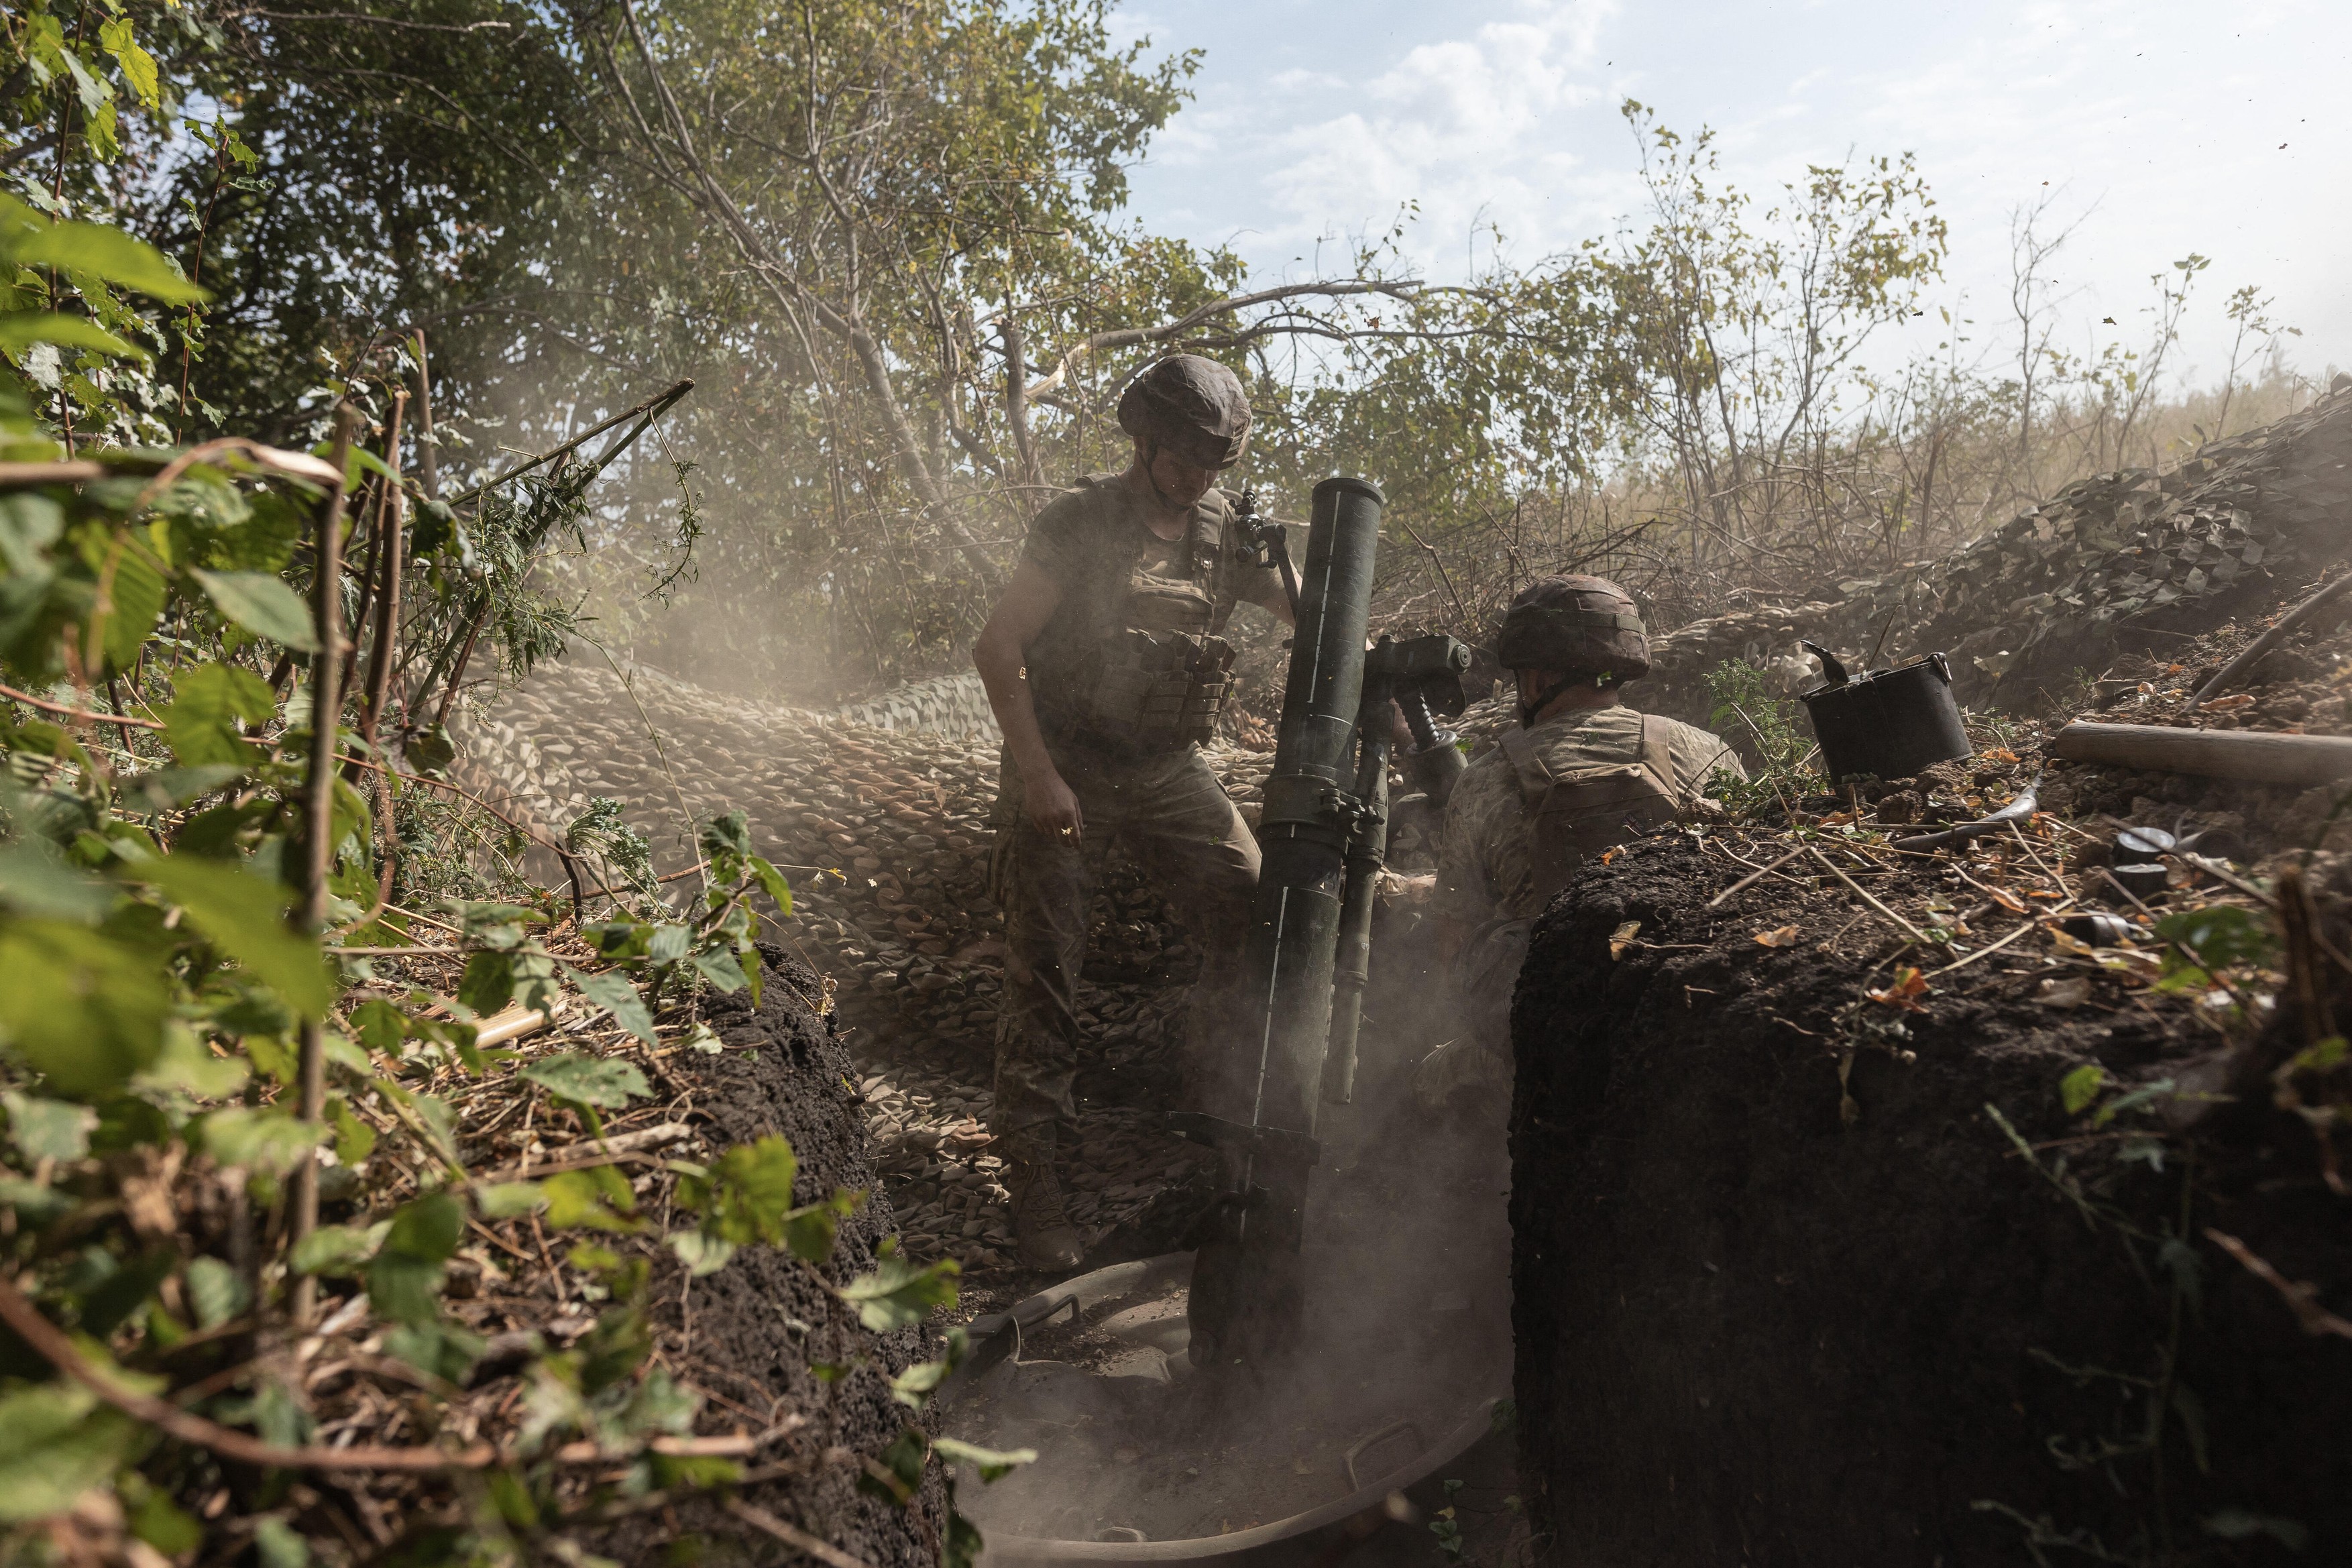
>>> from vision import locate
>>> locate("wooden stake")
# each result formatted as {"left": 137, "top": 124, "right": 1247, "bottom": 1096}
{"left": 290, "top": 405, "right": 357, "bottom": 1326}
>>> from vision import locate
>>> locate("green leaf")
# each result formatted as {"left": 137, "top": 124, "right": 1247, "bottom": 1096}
{"left": 0, "top": 841, "right": 118, "bottom": 923}
{"left": 0, "top": 1176, "right": 72, "bottom": 1226}
{"left": 0, "top": 921, "right": 171, "bottom": 1097}
{"left": 135, "top": 1026, "right": 249, "bottom": 1099}
{"left": 838, "top": 1253, "right": 960, "bottom": 1332}
{"left": 201, "top": 1107, "right": 327, "bottom": 1175}
{"left": 184, "top": 1255, "right": 251, "bottom": 1328}
{"left": 474, "top": 1181, "right": 546, "bottom": 1219}
{"left": 327, "top": 1097, "right": 375, "bottom": 1164}
{"left": 569, "top": 966, "right": 657, "bottom": 1045}
{"left": 382, "top": 1321, "right": 484, "bottom": 1383}
{"left": 695, "top": 1135, "right": 798, "bottom": 1246}
{"left": 188, "top": 567, "right": 317, "bottom": 651}
{"left": 699, "top": 811, "right": 752, "bottom": 861}
{"left": 103, "top": 546, "right": 165, "bottom": 672}
{"left": 9, "top": 217, "right": 208, "bottom": 305}
{"left": 543, "top": 1166, "right": 642, "bottom": 1233}
{"left": 577, "top": 1305, "right": 653, "bottom": 1396}
{"left": 97, "top": 17, "right": 160, "bottom": 109}
{"left": 690, "top": 947, "right": 750, "bottom": 993}
{"left": 930, "top": 1435, "right": 1037, "bottom": 1483}
{"left": 2155, "top": 904, "right": 2280, "bottom": 972}
{"left": 748, "top": 856, "right": 792, "bottom": 913}
{"left": 368, "top": 1192, "right": 463, "bottom": 1327}
{"left": 860, "top": 1427, "right": 925, "bottom": 1508}
{"left": 162, "top": 662, "right": 273, "bottom": 768}
{"left": 137, "top": 854, "right": 333, "bottom": 1017}
{"left": 889, "top": 1329, "right": 968, "bottom": 1409}
{"left": 521, "top": 1052, "right": 649, "bottom": 1109}
{"left": 2058, "top": 1064, "right": 2107, "bottom": 1117}
{"left": 253, "top": 1516, "right": 309, "bottom": 1568}
{"left": 127, "top": 1487, "right": 201, "bottom": 1555}
{"left": 0, "top": 313, "right": 142, "bottom": 359}
{"left": 4, "top": 1090, "right": 95, "bottom": 1162}
{"left": 0, "top": 1385, "right": 144, "bottom": 1522}
{"left": 348, "top": 998, "right": 410, "bottom": 1054}
{"left": 667, "top": 1229, "right": 736, "bottom": 1276}
{"left": 290, "top": 1222, "right": 383, "bottom": 1278}
{"left": 457, "top": 950, "right": 514, "bottom": 1015}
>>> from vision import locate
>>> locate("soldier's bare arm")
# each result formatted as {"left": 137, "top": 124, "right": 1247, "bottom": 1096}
{"left": 974, "top": 560, "right": 1085, "bottom": 838}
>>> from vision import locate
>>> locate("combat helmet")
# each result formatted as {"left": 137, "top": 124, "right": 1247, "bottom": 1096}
{"left": 1496, "top": 575, "right": 1651, "bottom": 685}
{"left": 1117, "top": 354, "right": 1251, "bottom": 470}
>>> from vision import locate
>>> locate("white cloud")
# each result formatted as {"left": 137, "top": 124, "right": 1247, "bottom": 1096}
{"left": 1244, "top": 1, "right": 1622, "bottom": 261}
{"left": 1122, "top": 0, "right": 2352, "bottom": 372}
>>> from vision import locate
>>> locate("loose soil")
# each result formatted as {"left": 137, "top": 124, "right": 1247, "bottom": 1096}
{"left": 581, "top": 946, "right": 951, "bottom": 1565}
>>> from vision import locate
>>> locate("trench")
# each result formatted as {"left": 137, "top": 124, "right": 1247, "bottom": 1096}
{"left": 463, "top": 387, "right": 2352, "bottom": 1565}
{"left": 1512, "top": 836, "right": 2352, "bottom": 1566}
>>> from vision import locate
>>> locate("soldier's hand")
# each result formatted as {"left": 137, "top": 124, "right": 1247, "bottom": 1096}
{"left": 1027, "top": 770, "right": 1085, "bottom": 842}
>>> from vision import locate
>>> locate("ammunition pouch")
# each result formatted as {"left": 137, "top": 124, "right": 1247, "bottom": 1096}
{"left": 1059, "top": 629, "right": 1236, "bottom": 754}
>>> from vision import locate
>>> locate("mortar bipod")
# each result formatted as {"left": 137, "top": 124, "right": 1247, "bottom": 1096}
{"left": 1323, "top": 633, "right": 1473, "bottom": 1105}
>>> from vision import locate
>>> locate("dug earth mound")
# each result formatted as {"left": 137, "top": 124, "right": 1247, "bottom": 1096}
{"left": 1512, "top": 794, "right": 2352, "bottom": 1563}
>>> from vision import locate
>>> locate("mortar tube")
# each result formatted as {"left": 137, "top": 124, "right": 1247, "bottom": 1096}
{"left": 1188, "top": 476, "right": 1383, "bottom": 1374}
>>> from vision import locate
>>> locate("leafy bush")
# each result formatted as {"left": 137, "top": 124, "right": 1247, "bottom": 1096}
{"left": 0, "top": 203, "right": 1003, "bottom": 1565}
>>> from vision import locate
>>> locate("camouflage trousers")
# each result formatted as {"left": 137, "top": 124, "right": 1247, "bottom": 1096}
{"left": 989, "top": 744, "right": 1259, "bottom": 1138}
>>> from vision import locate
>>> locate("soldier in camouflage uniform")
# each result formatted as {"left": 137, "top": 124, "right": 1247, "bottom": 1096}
{"left": 1419, "top": 575, "right": 1744, "bottom": 1105}
{"left": 972, "top": 355, "right": 1292, "bottom": 1270}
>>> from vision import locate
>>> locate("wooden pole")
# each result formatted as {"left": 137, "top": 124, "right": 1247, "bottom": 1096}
{"left": 2050, "top": 720, "right": 2352, "bottom": 787}
{"left": 290, "top": 405, "right": 357, "bottom": 1326}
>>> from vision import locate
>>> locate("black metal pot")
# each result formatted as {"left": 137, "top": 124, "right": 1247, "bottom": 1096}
{"left": 1799, "top": 648, "right": 1973, "bottom": 785}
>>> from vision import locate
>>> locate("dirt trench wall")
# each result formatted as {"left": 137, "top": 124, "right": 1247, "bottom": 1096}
{"left": 586, "top": 948, "right": 948, "bottom": 1567}
{"left": 1508, "top": 836, "right": 2351, "bottom": 1567}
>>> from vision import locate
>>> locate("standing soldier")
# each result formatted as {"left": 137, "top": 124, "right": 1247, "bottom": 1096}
{"left": 1419, "top": 575, "right": 1744, "bottom": 1104}
{"left": 972, "top": 355, "right": 1293, "bottom": 1271}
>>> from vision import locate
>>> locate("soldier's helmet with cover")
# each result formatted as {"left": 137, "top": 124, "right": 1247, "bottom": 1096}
{"left": 1117, "top": 354, "right": 1252, "bottom": 471}
{"left": 1496, "top": 574, "right": 1651, "bottom": 684}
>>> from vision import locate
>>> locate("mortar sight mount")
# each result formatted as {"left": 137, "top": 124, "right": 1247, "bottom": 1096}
{"left": 1174, "top": 475, "right": 1472, "bottom": 1376}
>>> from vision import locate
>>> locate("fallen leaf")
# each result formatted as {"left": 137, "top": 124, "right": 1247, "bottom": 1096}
{"left": 1819, "top": 809, "right": 1858, "bottom": 827}
{"left": 2037, "top": 977, "right": 2092, "bottom": 1009}
{"left": 2048, "top": 926, "right": 2100, "bottom": 958}
{"left": 1985, "top": 887, "right": 2029, "bottom": 913}
{"left": 1986, "top": 747, "right": 2021, "bottom": 763}
{"left": 1866, "top": 966, "right": 1931, "bottom": 1012}
{"left": 2027, "top": 889, "right": 2063, "bottom": 900}
{"left": 1608, "top": 920, "right": 1642, "bottom": 960}
{"left": 1754, "top": 926, "right": 1801, "bottom": 948}
{"left": 1600, "top": 847, "right": 1620, "bottom": 865}
{"left": 2204, "top": 693, "right": 2255, "bottom": 713}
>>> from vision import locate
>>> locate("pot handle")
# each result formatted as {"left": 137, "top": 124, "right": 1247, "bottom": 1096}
{"left": 1929, "top": 651, "right": 1952, "bottom": 685}
{"left": 1801, "top": 640, "right": 1849, "bottom": 687}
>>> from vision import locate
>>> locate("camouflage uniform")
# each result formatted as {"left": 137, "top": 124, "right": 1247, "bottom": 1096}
{"left": 1419, "top": 703, "right": 1744, "bottom": 1102}
{"left": 990, "top": 475, "right": 1286, "bottom": 1137}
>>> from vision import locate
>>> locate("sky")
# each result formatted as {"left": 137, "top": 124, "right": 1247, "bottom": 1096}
{"left": 1111, "top": 0, "right": 2351, "bottom": 390}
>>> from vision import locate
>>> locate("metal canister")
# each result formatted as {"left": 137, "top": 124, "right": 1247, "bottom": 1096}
{"left": 1798, "top": 650, "right": 1974, "bottom": 784}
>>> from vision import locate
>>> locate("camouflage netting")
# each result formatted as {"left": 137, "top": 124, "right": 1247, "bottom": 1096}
{"left": 1633, "top": 380, "right": 2352, "bottom": 723}
{"left": 456, "top": 663, "right": 1278, "bottom": 1278}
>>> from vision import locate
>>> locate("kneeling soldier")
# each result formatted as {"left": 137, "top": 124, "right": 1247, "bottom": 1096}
{"left": 1422, "top": 575, "right": 1744, "bottom": 1104}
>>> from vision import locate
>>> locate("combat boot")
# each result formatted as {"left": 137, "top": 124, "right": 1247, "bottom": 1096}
{"left": 1001, "top": 1129, "right": 1084, "bottom": 1273}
